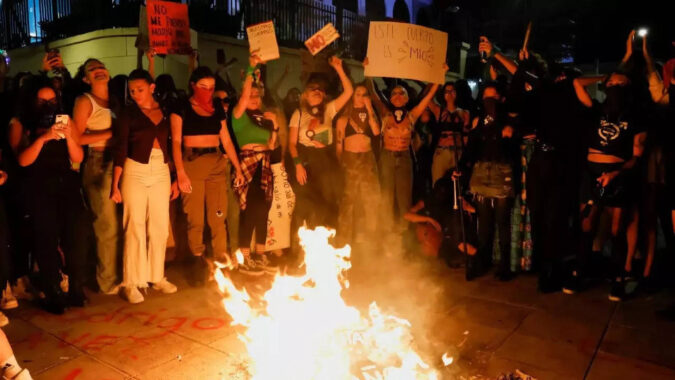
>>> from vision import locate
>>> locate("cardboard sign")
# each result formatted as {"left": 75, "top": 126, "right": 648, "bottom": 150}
{"left": 147, "top": 0, "right": 191, "bottom": 55}
{"left": 365, "top": 22, "right": 448, "bottom": 84}
{"left": 304, "top": 23, "right": 340, "bottom": 56}
{"left": 246, "top": 21, "right": 280, "bottom": 61}
{"left": 265, "top": 163, "right": 295, "bottom": 251}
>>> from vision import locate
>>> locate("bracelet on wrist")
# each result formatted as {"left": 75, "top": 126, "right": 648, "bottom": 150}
{"left": 293, "top": 157, "right": 302, "bottom": 165}
{"left": 245, "top": 65, "right": 257, "bottom": 77}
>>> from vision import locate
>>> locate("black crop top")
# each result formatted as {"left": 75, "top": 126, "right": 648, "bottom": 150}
{"left": 438, "top": 109, "right": 464, "bottom": 134}
{"left": 344, "top": 108, "right": 375, "bottom": 139}
{"left": 173, "top": 99, "right": 225, "bottom": 136}
{"left": 588, "top": 102, "right": 643, "bottom": 160}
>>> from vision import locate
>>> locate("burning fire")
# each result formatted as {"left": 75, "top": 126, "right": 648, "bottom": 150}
{"left": 214, "top": 226, "right": 449, "bottom": 379}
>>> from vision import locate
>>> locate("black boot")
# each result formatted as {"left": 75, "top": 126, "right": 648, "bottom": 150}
{"left": 466, "top": 254, "right": 482, "bottom": 281}
{"left": 188, "top": 255, "right": 209, "bottom": 287}
{"left": 67, "top": 287, "right": 88, "bottom": 307}
{"left": 40, "top": 286, "right": 67, "bottom": 315}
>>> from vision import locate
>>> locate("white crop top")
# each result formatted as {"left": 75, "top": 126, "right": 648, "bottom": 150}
{"left": 83, "top": 93, "right": 112, "bottom": 148}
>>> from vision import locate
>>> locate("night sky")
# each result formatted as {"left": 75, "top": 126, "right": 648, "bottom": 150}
{"left": 453, "top": 0, "right": 673, "bottom": 64}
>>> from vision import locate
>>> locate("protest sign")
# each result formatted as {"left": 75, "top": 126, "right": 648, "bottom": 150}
{"left": 265, "top": 164, "right": 295, "bottom": 251}
{"left": 147, "top": 0, "right": 191, "bottom": 55}
{"left": 246, "top": 21, "right": 280, "bottom": 61}
{"left": 365, "top": 22, "right": 448, "bottom": 84}
{"left": 304, "top": 23, "right": 340, "bottom": 56}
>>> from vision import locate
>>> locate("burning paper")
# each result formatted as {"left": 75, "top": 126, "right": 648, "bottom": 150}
{"left": 215, "top": 226, "right": 440, "bottom": 380}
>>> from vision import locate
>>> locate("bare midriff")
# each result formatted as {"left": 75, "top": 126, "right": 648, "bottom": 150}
{"left": 587, "top": 148, "right": 625, "bottom": 164}
{"left": 383, "top": 116, "right": 412, "bottom": 152}
{"left": 183, "top": 135, "right": 220, "bottom": 148}
{"left": 438, "top": 131, "right": 460, "bottom": 147}
{"left": 344, "top": 134, "right": 372, "bottom": 153}
{"left": 241, "top": 143, "right": 269, "bottom": 152}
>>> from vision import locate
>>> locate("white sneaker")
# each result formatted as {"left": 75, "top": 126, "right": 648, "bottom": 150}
{"left": 2, "top": 282, "right": 18, "bottom": 310}
{"left": 151, "top": 278, "right": 177, "bottom": 294}
{"left": 13, "top": 368, "right": 32, "bottom": 380}
{"left": 124, "top": 287, "right": 144, "bottom": 304}
{"left": 0, "top": 311, "right": 8, "bottom": 327}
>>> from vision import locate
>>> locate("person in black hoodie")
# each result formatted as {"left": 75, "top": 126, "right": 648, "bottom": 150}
{"left": 456, "top": 82, "right": 519, "bottom": 281}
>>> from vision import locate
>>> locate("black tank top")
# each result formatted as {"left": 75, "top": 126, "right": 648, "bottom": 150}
{"left": 176, "top": 99, "right": 224, "bottom": 136}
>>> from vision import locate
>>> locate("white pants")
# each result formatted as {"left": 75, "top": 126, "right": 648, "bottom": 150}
{"left": 121, "top": 149, "right": 170, "bottom": 288}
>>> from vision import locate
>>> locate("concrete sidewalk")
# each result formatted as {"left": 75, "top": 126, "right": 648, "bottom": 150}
{"left": 2, "top": 259, "right": 675, "bottom": 380}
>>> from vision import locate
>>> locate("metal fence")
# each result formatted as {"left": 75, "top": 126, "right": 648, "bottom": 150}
{"left": 0, "top": 0, "right": 368, "bottom": 59}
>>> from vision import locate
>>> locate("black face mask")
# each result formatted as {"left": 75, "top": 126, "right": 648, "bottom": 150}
{"left": 36, "top": 102, "right": 58, "bottom": 129}
{"left": 604, "top": 85, "right": 630, "bottom": 118}
{"left": 392, "top": 107, "right": 408, "bottom": 123}
{"left": 482, "top": 98, "right": 499, "bottom": 117}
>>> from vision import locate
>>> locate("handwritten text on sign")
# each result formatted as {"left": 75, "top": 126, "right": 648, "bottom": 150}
{"left": 304, "top": 23, "right": 340, "bottom": 56}
{"left": 147, "top": 0, "right": 191, "bottom": 55}
{"left": 365, "top": 22, "right": 448, "bottom": 84}
{"left": 246, "top": 21, "right": 280, "bottom": 61}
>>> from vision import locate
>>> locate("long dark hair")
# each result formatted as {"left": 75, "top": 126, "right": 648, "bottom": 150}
{"left": 17, "top": 76, "right": 61, "bottom": 131}
{"left": 341, "top": 82, "right": 370, "bottom": 120}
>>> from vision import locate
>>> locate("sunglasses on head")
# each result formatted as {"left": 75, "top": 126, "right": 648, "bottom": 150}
{"left": 307, "top": 86, "right": 325, "bottom": 93}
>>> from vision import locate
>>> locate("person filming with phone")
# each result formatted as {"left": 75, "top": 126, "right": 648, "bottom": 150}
{"left": 7, "top": 78, "right": 89, "bottom": 315}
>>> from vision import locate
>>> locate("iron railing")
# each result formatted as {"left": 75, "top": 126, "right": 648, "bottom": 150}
{"left": 0, "top": 0, "right": 368, "bottom": 59}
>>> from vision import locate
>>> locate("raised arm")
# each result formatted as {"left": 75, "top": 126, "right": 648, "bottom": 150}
{"left": 328, "top": 56, "right": 354, "bottom": 112}
{"left": 233, "top": 52, "right": 262, "bottom": 119}
{"left": 363, "top": 58, "right": 388, "bottom": 117}
{"left": 145, "top": 48, "right": 156, "bottom": 79}
{"left": 410, "top": 64, "right": 448, "bottom": 120}
{"left": 619, "top": 30, "right": 635, "bottom": 69}
{"left": 573, "top": 76, "right": 605, "bottom": 108}
{"left": 643, "top": 35, "right": 669, "bottom": 105}
{"left": 479, "top": 36, "right": 518, "bottom": 75}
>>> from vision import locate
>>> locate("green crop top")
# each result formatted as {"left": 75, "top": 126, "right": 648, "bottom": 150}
{"left": 232, "top": 110, "right": 272, "bottom": 147}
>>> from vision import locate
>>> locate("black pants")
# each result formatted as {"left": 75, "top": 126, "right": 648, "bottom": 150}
{"left": 239, "top": 165, "right": 272, "bottom": 248}
{"left": 527, "top": 150, "right": 580, "bottom": 278}
{"left": 476, "top": 197, "right": 513, "bottom": 273}
{"left": 29, "top": 175, "right": 89, "bottom": 293}
{"left": 293, "top": 146, "right": 341, "bottom": 229}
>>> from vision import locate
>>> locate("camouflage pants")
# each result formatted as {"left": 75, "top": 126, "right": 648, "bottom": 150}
{"left": 336, "top": 151, "right": 381, "bottom": 246}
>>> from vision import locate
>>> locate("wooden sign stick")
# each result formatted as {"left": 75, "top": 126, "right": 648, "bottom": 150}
{"left": 522, "top": 21, "right": 532, "bottom": 51}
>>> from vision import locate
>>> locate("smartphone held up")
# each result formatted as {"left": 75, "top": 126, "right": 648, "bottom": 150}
{"left": 54, "top": 114, "right": 69, "bottom": 139}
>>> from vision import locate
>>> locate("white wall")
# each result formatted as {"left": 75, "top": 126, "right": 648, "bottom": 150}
{"left": 7, "top": 26, "right": 460, "bottom": 96}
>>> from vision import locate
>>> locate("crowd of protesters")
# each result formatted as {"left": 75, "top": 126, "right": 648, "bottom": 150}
{"left": 0, "top": 29, "right": 674, "bottom": 327}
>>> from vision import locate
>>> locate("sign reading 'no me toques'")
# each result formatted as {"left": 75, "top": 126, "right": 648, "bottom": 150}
{"left": 147, "top": 0, "right": 191, "bottom": 55}
{"left": 365, "top": 22, "right": 448, "bottom": 84}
